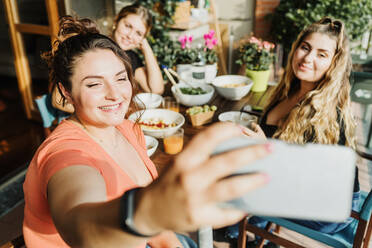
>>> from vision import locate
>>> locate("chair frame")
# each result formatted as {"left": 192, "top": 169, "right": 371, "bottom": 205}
{"left": 238, "top": 150, "right": 372, "bottom": 248}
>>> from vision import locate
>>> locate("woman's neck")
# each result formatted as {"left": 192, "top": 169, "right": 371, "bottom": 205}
{"left": 296, "top": 80, "right": 317, "bottom": 99}
{"left": 71, "top": 114, "right": 118, "bottom": 143}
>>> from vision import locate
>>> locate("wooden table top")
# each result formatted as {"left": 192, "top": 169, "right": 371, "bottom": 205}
{"left": 151, "top": 85, "right": 276, "bottom": 173}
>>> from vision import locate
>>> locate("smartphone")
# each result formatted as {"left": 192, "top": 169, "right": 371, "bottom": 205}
{"left": 214, "top": 137, "right": 356, "bottom": 222}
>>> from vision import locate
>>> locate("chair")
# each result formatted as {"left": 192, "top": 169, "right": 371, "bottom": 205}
{"left": 237, "top": 150, "right": 372, "bottom": 248}
{"left": 35, "top": 94, "right": 70, "bottom": 137}
{"left": 0, "top": 235, "right": 25, "bottom": 248}
{"left": 350, "top": 71, "right": 372, "bottom": 148}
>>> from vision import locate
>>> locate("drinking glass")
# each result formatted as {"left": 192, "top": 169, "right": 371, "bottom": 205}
{"left": 163, "top": 128, "right": 184, "bottom": 155}
{"left": 162, "top": 96, "right": 179, "bottom": 113}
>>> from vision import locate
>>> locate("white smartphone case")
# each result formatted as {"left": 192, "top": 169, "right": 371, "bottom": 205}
{"left": 215, "top": 137, "right": 356, "bottom": 222}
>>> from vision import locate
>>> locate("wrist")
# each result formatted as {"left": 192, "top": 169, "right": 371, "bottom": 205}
{"left": 119, "top": 188, "right": 161, "bottom": 237}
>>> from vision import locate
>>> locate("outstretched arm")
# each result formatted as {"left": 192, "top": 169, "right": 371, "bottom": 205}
{"left": 48, "top": 123, "right": 270, "bottom": 247}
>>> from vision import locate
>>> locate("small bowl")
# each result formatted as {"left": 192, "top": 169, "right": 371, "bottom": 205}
{"left": 212, "top": 75, "right": 253, "bottom": 100}
{"left": 128, "top": 109, "right": 185, "bottom": 138}
{"left": 218, "top": 111, "right": 258, "bottom": 128}
{"left": 133, "top": 93, "right": 163, "bottom": 109}
{"left": 171, "top": 82, "right": 215, "bottom": 107}
{"left": 144, "top": 135, "right": 158, "bottom": 157}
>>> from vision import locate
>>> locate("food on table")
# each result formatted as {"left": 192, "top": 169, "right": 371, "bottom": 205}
{"left": 139, "top": 119, "right": 177, "bottom": 129}
{"left": 146, "top": 144, "right": 154, "bottom": 150}
{"left": 222, "top": 82, "right": 247, "bottom": 88}
{"left": 186, "top": 105, "right": 217, "bottom": 116}
{"left": 180, "top": 87, "right": 207, "bottom": 95}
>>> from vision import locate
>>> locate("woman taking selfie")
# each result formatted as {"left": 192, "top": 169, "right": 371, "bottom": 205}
{"left": 225, "top": 17, "right": 360, "bottom": 246}
{"left": 22, "top": 16, "right": 271, "bottom": 248}
{"left": 113, "top": 4, "right": 164, "bottom": 94}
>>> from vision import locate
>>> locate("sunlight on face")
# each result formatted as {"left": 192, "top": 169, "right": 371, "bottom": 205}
{"left": 69, "top": 49, "right": 132, "bottom": 128}
{"left": 114, "top": 14, "right": 147, "bottom": 51}
{"left": 292, "top": 32, "right": 337, "bottom": 84}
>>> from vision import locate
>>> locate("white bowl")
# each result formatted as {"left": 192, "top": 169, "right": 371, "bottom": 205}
{"left": 133, "top": 93, "right": 163, "bottom": 109}
{"left": 212, "top": 75, "right": 253, "bottom": 100}
{"left": 128, "top": 109, "right": 185, "bottom": 138}
{"left": 171, "top": 82, "right": 215, "bottom": 106}
{"left": 144, "top": 135, "right": 158, "bottom": 157}
{"left": 218, "top": 111, "right": 258, "bottom": 127}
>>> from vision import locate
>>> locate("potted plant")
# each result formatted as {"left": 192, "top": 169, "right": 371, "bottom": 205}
{"left": 202, "top": 30, "right": 218, "bottom": 83}
{"left": 236, "top": 36, "right": 275, "bottom": 92}
{"left": 175, "top": 35, "right": 197, "bottom": 77}
{"left": 175, "top": 30, "right": 218, "bottom": 83}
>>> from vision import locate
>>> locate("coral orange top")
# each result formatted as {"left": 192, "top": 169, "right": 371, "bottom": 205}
{"left": 23, "top": 120, "right": 158, "bottom": 248}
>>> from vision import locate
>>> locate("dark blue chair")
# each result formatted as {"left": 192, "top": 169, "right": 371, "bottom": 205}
{"left": 35, "top": 94, "right": 70, "bottom": 137}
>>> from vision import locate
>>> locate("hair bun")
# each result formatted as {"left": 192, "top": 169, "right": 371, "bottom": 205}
{"left": 58, "top": 16, "right": 99, "bottom": 42}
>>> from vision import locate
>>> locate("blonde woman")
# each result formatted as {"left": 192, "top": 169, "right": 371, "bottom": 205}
{"left": 226, "top": 17, "right": 360, "bottom": 246}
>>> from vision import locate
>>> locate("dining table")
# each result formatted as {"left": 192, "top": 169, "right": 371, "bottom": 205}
{"left": 149, "top": 83, "right": 276, "bottom": 248}
{"left": 151, "top": 84, "right": 276, "bottom": 174}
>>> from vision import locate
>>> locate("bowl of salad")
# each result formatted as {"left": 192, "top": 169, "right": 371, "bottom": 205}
{"left": 171, "top": 82, "right": 215, "bottom": 106}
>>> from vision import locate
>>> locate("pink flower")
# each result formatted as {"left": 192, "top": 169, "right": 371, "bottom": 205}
{"left": 263, "top": 41, "right": 272, "bottom": 50}
{"left": 249, "top": 36, "right": 260, "bottom": 45}
{"left": 178, "top": 35, "right": 193, "bottom": 49}
{"left": 205, "top": 38, "right": 218, "bottom": 49}
{"left": 203, "top": 30, "right": 216, "bottom": 41}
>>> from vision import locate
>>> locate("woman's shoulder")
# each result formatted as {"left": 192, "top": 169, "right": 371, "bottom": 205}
{"left": 38, "top": 120, "right": 93, "bottom": 154}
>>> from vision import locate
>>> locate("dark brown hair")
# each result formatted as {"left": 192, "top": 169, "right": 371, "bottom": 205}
{"left": 43, "top": 16, "right": 140, "bottom": 116}
{"left": 112, "top": 4, "right": 152, "bottom": 36}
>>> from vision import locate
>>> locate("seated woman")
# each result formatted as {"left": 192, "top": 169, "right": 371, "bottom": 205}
{"left": 225, "top": 17, "right": 360, "bottom": 245}
{"left": 22, "top": 16, "right": 272, "bottom": 248}
{"left": 113, "top": 4, "right": 164, "bottom": 94}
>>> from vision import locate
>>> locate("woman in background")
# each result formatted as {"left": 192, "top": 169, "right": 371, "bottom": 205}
{"left": 113, "top": 4, "right": 164, "bottom": 94}
{"left": 226, "top": 17, "right": 360, "bottom": 247}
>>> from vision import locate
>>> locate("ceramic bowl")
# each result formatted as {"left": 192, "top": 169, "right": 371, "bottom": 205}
{"left": 144, "top": 135, "right": 158, "bottom": 157}
{"left": 128, "top": 109, "right": 185, "bottom": 138}
{"left": 171, "top": 82, "right": 215, "bottom": 107}
{"left": 133, "top": 93, "right": 163, "bottom": 109}
{"left": 212, "top": 75, "right": 253, "bottom": 100}
{"left": 218, "top": 111, "right": 258, "bottom": 128}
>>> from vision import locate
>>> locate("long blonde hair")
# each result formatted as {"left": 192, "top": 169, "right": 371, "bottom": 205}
{"left": 266, "top": 17, "right": 356, "bottom": 148}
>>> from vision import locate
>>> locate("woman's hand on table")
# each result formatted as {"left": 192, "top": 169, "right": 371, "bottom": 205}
{"left": 241, "top": 123, "right": 267, "bottom": 140}
{"left": 134, "top": 122, "right": 272, "bottom": 234}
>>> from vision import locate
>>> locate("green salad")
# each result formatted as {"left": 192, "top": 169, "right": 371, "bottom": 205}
{"left": 180, "top": 87, "right": 207, "bottom": 95}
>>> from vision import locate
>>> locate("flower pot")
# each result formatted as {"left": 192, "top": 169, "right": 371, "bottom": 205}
{"left": 205, "top": 63, "right": 217, "bottom": 83}
{"left": 176, "top": 64, "right": 192, "bottom": 80}
{"left": 245, "top": 69, "right": 271, "bottom": 92}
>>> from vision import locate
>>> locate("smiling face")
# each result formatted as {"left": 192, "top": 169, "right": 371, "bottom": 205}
{"left": 68, "top": 49, "right": 132, "bottom": 128}
{"left": 114, "top": 14, "right": 147, "bottom": 51}
{"left": 292, "top": 32, "right": 337, "bottom": 85}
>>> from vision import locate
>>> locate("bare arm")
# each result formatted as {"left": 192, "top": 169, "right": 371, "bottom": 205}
{"left": 48, "top": 123, "right": 270, "bottom": 247}
{"left": 48, "top": 165, "right": 147, "bottom": 248}
{"left": 134, "top": 39, "right": 164, "bottom": 94}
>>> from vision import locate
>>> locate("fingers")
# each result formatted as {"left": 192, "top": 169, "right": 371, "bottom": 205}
{"left": 189, "top": 205, "right": 246, "bottom": 229}
{"left": 191, "top": 143, "right": 271, "bottom": 188}
{"left": 241, "top": 126, "right": 257, "bottom": 136}
{"left": 174, "top": 122, "right": 242, "bottom": 171}
{"left": 205, "top": 173, "right": 269, "bottom": 203}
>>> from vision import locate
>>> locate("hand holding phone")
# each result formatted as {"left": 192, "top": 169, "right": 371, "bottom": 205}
{"left": 214, "top": 137, "right": 356, "bottom": 222}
